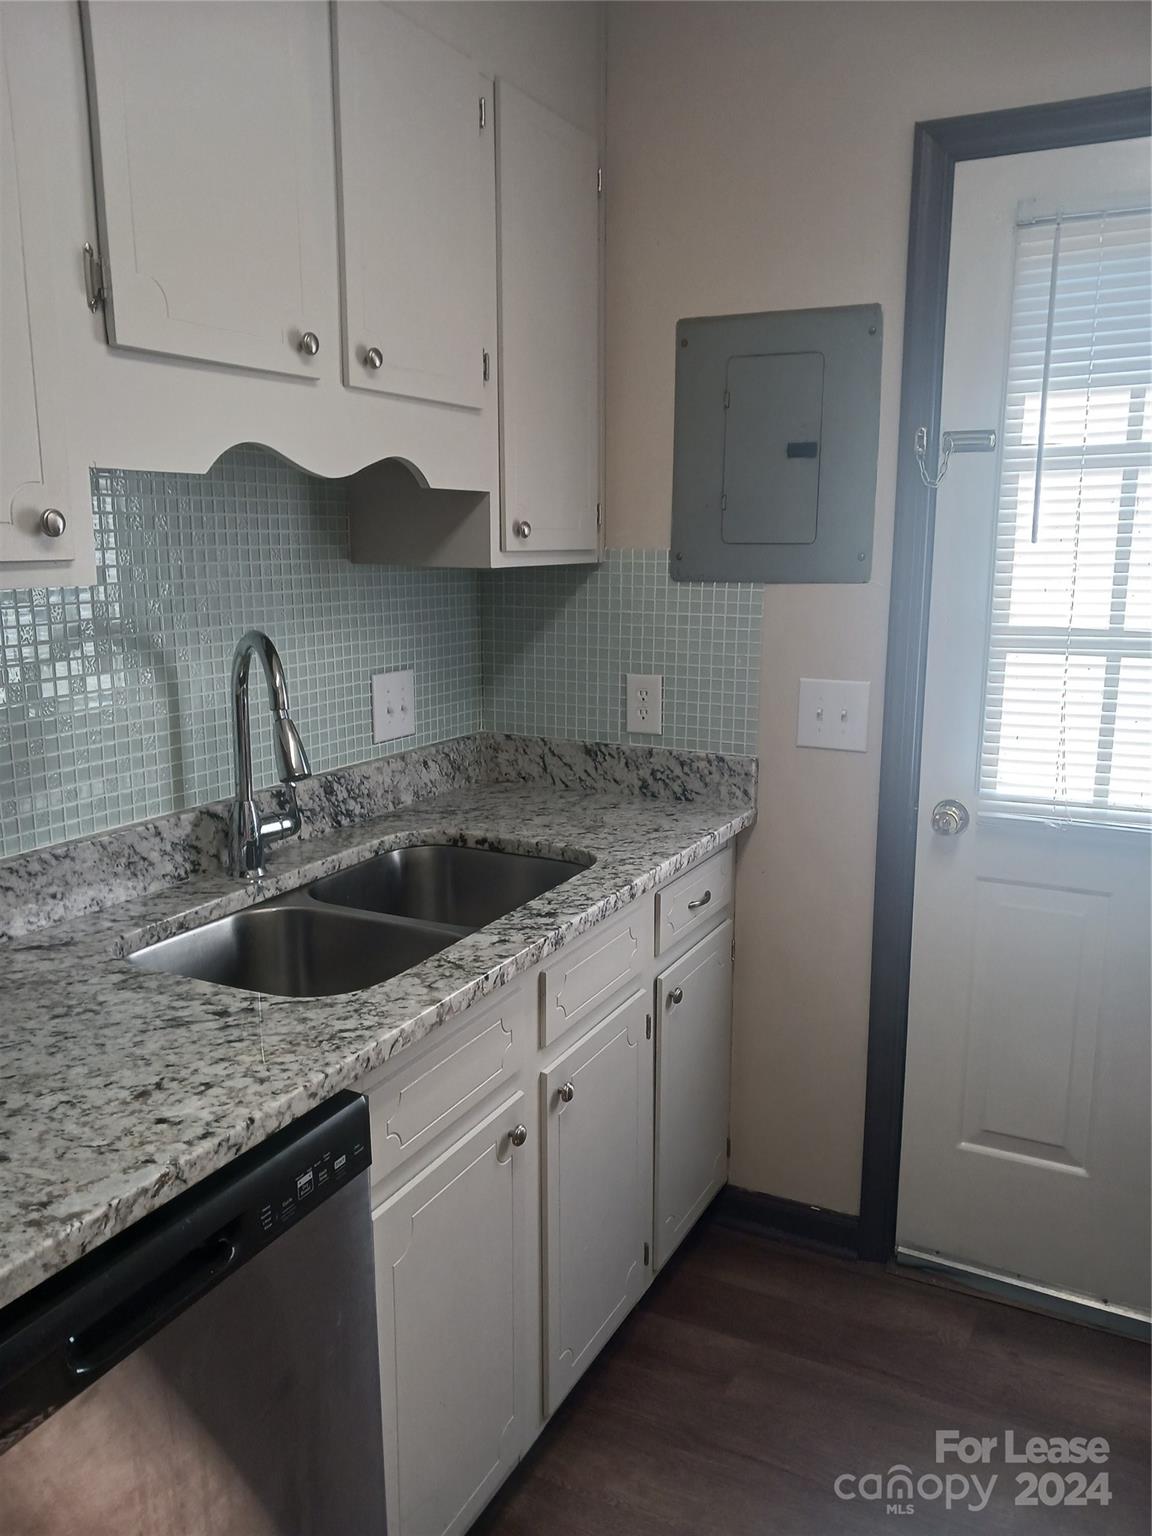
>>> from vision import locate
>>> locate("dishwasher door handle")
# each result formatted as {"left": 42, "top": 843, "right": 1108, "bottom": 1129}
{"left": 65, "top": 1233, "right": 238, "bottom": 1380}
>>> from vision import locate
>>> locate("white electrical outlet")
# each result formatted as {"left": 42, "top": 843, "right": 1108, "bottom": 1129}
{"left": 372, "top": 669, "right": 415, "bottom": 743}
{"left": 796, "top": 678, "right": 870, "bottom": 752}
{"left": 626, "top": 673, "right": 663, "bottom": 735}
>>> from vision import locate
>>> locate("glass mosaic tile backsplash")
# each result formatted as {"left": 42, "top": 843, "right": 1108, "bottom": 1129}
{"left": 0, "top": 449, "right": 481, "bottom": 857}
{"left": 1, "top": 449, "right": 763, "bottom": 860}
{"left": 482, "top": 550, "right": 762, "bottom": 754}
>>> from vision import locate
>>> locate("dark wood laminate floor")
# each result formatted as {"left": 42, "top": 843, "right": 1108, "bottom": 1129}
{"left": 473, "top": 1217, "right": 1150, "bottom": 1536}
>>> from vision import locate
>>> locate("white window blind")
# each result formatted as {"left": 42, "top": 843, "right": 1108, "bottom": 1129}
{"left": 979, "top": 204, "right": 1152, "bottom": 828}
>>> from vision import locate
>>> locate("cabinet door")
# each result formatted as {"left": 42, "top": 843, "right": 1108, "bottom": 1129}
{"left": 333, "top": 4, "right": 494, "bottom": 411}
{"left": 654, "top": 920, "right": 733, "bottom": 1270}
{"left": 0, "top": 2, "right": 93, "bottom": 583}
{"left": 81, "top": 1, "right": 334, "bottom": 378}
{"left": 541, "top": 989, "right": 652, "bottom": 1415}
{"left": 497, "top": 81, "right": 599, "bottom": 555}
{"left": 374, "top": 1094, "right": 533, "bottom": 1536}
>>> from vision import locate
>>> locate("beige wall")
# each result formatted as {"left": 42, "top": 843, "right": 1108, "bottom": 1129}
{"left": 604, "top": 1, "right": 1151, "bottom": 1212}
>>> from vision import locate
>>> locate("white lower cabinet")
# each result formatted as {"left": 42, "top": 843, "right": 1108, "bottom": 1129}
{"left": 367, "top": 875, "right": 737, "bottom": 1535}
{"left": 373, "top": 1093, "right": 535, "bottom": 1536}
{"left": 541, "top": 988, "right": 653, "bottom": 1414}
{"left": 654, "top": 920, "right": 734, "bottom": 1270}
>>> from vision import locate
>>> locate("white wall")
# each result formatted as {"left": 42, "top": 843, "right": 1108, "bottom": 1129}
{"left": 394, "top": 1, "right": 602, "bottom": 132}
{"left": 604, "top": 0, "right": 1152, "bottom": 1212}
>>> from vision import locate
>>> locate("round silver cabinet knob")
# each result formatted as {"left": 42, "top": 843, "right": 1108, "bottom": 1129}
{"left": 363, "top": 346, "right": 384, "bottom": 370}
{"left": 931, "top": 799, "right": 970, "bottom": 836}
{"left": 298, "top": 330, "right": 320, "bottom": 357}
{"left": 513, "top": 520, "right": 532, "bottom": 540}
{"left": 558, "top": 1081, "right": 575, "bottom": 1104}
{"left": 668, "top": 986, "right": 684, "bottom": 1007}
{"left": 40, "top": 508, "right": 67, "bottom": 538}
{"left": 509, "top": 1123, "right": 528, "bottom": 1148}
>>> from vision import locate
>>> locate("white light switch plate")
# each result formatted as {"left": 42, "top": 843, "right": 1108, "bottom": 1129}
{"left": 796, "top": 678, "right": 870, "bottom": 752}
{"left": 372, "top": 668, "right": 415, "bottom": 743}
{"left": 625, "top": 673, "right": 663, "bottom": 734}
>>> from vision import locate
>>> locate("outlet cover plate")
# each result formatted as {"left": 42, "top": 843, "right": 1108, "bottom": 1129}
{"left": 796, "top": 678, "right": 870, "bottom": 752}
{"left": 626, "top": 672, "right": 663, "bottom": 735}
{"left": 372, "top": 668, "right": 415, "bottom": 744}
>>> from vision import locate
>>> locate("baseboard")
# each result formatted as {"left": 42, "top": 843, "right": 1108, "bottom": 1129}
{"left": 714, "top": 1185, "right": 860, "bottom": 1257}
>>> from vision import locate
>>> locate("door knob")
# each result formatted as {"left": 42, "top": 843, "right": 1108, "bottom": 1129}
{"left": 558, "top": 1081, "right": 575, "bottom": 1104}
{"left": 39, "top": 509, "right": 67, "bottom": 538}
{"left": 930, "top": 799, "right": 970, "bottom": 836}
{"left": 363, "top": 346, "right": 384, "bottom": 370}
{"left": 297, "top": 331, "right": 320, "bottom": 357}
{"left": 667, "top": 986, "right": 684, "bottom": 1007}
{"left": 509, "top": 1124, "right": 528, "bottom": 1147}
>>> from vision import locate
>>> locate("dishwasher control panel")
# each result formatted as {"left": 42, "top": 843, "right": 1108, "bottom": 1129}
{"left": 255, "top": 1108, "right": 370, "bottom": 1237}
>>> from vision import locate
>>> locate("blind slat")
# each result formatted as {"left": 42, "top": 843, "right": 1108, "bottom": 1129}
{"left": 979, "top": 206, "right": 1152, "bottom": 827}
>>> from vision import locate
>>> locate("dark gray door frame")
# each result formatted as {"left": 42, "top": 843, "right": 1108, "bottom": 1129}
{"left": 858, "top": 87, "right": 1152, "bottom": 1263}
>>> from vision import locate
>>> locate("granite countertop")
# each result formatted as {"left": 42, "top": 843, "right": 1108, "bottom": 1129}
{"left": 0, "top": 772, "right": 753, "bottom": 1313}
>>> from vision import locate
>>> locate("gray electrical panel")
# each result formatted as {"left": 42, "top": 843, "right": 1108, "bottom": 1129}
{"left": 670, "top": 304, "right": 882, "bottom": 583}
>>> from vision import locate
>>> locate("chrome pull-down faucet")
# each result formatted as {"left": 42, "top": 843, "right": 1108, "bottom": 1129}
{"left": 229, "top": 630, "right": 312, "bottom": 879}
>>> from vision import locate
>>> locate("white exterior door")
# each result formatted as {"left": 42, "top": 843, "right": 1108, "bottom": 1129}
{"left": 81, "top": 1, "right": 334, "bottom": 378}
{"left": 497, "top": 81, "right": 600, "bottom": 556}
{"left": 373, "top": 1095, "right": 533, "bottom": 1536}
{"left": 333, "top": 3, "right": 495, "bottom": 411}
{"left": 898, "top": 139, "right": 1152, "bottom": 1315}
{"left": 654, "top": 921, "right": 733, "bottom": 1271}
{"left": 541, "top": 991, "right": 653, "bottom": 1414}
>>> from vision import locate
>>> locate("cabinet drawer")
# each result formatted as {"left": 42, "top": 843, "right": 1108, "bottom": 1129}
{"left": 539, "top": 903, "right": 651, "bottom": 1049}
{"left": 656, "top": 847, "right": 734, "bottom": 954}
{"left": 366, "top": 989, "right": 528, "bottom": 1188}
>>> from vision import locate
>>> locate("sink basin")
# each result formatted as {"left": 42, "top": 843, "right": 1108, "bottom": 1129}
{"left": 128, "top": 904, "right": 457, "bottom": 998}
{"left": 307, "top": 843, "right": 586, "bottom": 930}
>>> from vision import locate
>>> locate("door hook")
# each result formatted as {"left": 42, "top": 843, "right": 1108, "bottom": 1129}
{"left": 914, "top": 427, "right": 997, "bottom": 489}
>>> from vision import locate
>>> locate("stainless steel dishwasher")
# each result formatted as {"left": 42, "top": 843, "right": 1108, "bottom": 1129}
{"left": 0, "top": 1092, "right": 387, "bottom": 1535}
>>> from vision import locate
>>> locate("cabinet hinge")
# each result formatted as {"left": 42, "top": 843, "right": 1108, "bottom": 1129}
{"left": 645, "top": 1012, "right": 652, "bottom": 1040}
{"left": 720, "top": 492, "right": 728, "bottom": 512}
{"left": 83, "top": 241, "right": 106, "bottom": 312}
{"left": 731, "top": 936, "right": 736, "bottom": 960}
{"left": 726, "top": 1136, "right": 731, "bottom": 1159}
{"left": 643, "top": 1241, "right": 650, "bottom": 1266}
{"left": 722, "top": 388, "right": 731, "bottom": 410}
{"left": 482, "top": 348, "right": 490, "bottom": 384}
{"left": 597, "top": 166, "right": 603, "bottom": 196}
{"left": 479, "top": 95, "right": 486, "bottom": 131}
{"left": 596, "top": 501, "right": 603, "bottom": 530}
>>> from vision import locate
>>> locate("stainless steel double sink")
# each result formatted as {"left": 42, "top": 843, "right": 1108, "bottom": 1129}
{"left": 128, "top": 844, "right": 587, "bottom": 998}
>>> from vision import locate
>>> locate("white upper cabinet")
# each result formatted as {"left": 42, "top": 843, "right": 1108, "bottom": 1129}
{"left": 1, "top": 2, "right": 94, "bottom": 585}
{"left": 497, "top": 81, "right": 600, "bottom": 557}
{"left": 333, "top": 4, "right": 494, "bottom": 412}
{"left": 81, "top": 1, "right": 334, "bottom": 379}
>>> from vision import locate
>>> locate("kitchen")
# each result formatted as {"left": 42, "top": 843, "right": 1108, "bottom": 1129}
{"left": 1, "top": 3, "right": 1149, "bottom": 1533}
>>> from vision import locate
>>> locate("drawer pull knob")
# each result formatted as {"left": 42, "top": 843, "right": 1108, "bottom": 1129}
{"left": 364, "top": 346, "right": 384, "bottom": 370}
{"left": 298, "top": 330, "right": 320, "bottom": 356}
{"left": 687, "top": 890, "right": 712, "bottom": 911}
{"left": 558, "top": 1081, "right": 575, "bottom": 1104}
{"left": 40, "top": 508, "right": 67, "bottom": 538}
{"left": 668, "top": 986, "right": 684, "bottom": 1007}
{"left": 509, "top": 1123, "right": 528, "bottom": 1148}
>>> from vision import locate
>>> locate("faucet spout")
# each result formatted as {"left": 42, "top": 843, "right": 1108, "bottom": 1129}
{"left": 229, "top": 631, "right": 313, "bottom": 880}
